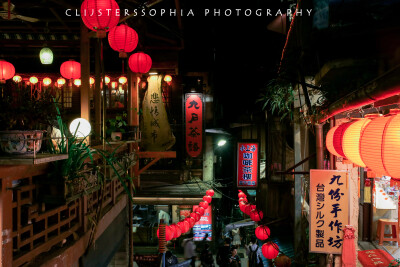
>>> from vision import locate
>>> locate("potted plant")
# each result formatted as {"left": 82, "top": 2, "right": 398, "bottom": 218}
{"left": 106, "top": 112, "right": 127, "bottom": 141}
{"left": 0, "top": 84, "right": 57, "bottom": 154}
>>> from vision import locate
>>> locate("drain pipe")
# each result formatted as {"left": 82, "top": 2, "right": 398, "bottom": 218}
{"left": 317, "top": 64, "right": 400, "bottom": 123}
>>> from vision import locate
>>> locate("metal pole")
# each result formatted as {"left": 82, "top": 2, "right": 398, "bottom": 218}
{"left": 315, "top": 124, "right": 324, "bottom": 170}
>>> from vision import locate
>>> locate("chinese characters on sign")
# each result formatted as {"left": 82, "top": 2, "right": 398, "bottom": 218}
{"left": 185, "top": 93, "right": 203, "bottom": 157}
{"left": 192, "top": 205, "right": 212, "bottom": 241}
{"left": 310, "top": 170, "right": 349, "bottom": 254}
{"left": 237, "top": 142, "right": 259, "bottom": 188}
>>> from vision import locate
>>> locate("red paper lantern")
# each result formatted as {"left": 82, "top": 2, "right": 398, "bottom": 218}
{"left": 250, "top": 209, "right": 263, "bottom": 222}
{"left": 199, "top": 201, "right": 209, "bottom": 209}
{"left": 238, "top": 192, "right": 246, "bottom": 199}
{"left": 60, "top": 60, "right": 81, "bottom": 79}
{"left": 195, "top": 207, "right": 205, "bottom": 216}
{"left": 0, "top": 60, "right": 15, "bottom": 83}
{"left": 158, "top": 225, "right": 174, "bottom": 241}
{"left": 326, "top": 121, "right": 356, "bottom": 158}
{"left": 187, "top": 217, "right": 195, "bottom": 228}
{"left": 244, "top": 204, "right": 256, "bottom": 215}
{"left": 190, "top": 212, "right": 201, "bottom": 222}
{"left": 174, "top": 224, "right": 182, "bottom": 238}
{"left": 206, "top": 189, "right": 215, "bottom": 197}
{"left": 81, "top": 0, "right": 120, "bottom": 38}
{"left": 360, "top": 110, "right": 400, "bottom": 177}
{"left": 128, "top": 52, "right": 152, "bottom": 74}
{"left": 262, "top": 242, "right": 279, "bottom": 259}
{"left": 108, "top": 24, "right": 138, "bottom": 58}
{"left": 203, "top": 195, "right": 212, "bottom": 203}
{"left": 239, "top": 197, "right": 248, "bottom": 203}
{"left": 255, "top": 225, "right": 270, "bottom": 240}
{"left": 180, "top": 220, "right": 190, "bottom": 233}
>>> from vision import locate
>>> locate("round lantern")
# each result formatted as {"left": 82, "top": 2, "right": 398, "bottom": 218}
{"left": 60, "top": 60, "right": 81, "bottom": 79}
{"left": 175, "top": 224, "right": 182, "bottom": 238}
{"left": 255, "top": 225, "right": 270, "bottom": 240}
{"left": 206, "top": 189, "right": 215, "bottom": 197}
{"left": 111, "top": 81, "right": 118, "bottom": 89}
{"left": 39, "top": 47, "right": 53, "bottom": 64}
{"left": 0, "top": 60, "right": 15, "bottom": 83}
{"left": 74, "top": 79, "right": 81, "bottom": 87}
{"left": 90, "top": 77, "right": 95, "bottom": 85}
{"left": 244, "top": 204, "right": 256, "bottom": 216}
{"left": 42, "top": 77, "right": 52, "bottom": 86}
{"left": 250, "top": 209, "right": 263, "bottom": 222}
{"left": 104, "top": 76, "right": 110, "bottom": 84}
{"left": 69, "top": 118, "right": 91, "bottom": 138}
{"left": 164, "top": 75, "right": 172, "bottom": 83}
{"left": 29, "top": 76, "right": 38, "bottom": 84}
{"left": 157, "top": 225, "right": 174, "bottom": 241}
{"left": 239, "top": 202, "right": 248, "bottom": 213}
{"left": 262, "top": 242, "right": 279, "bottom": 259}
{"left": 360, "top": 110, "right": 400, "bottom": 177}
{"left": 190, "top": 212, "right": 201, "bottom": 222}
{"left": 128, "top": 52, "right": 152, "bottom": 74}
{"left": 326, "top": 121, "right": 357, "bottom": 158}
{"left": 187, "top": 217, "right": 195, "bottom": 228}
{"left": 203, "top": 195, "right": 212, "bottom": 204}
{"left": 81, "top": 0, "right": 120, "bottom": 38}
{"left": 238, "top": 192, "right": 246, "bottom": 199}
{"left": 239, "top": 197, "right": 248, "bottom": 203}
{"left": 199, "top": 201, "right": 209, "bottom": 209}
{"left": 57, "top": 78, "right": 66, "bottom": 87}
{"left": 13, "top": 75, "right": 22, "bottom": 83}
{"left": 195, "top": 207, "right": 205, "bottom": 216}
{"left": 342, "top": 115, "right": 381, "bottom": 167}
{"left": 274, "top": 255, "right": 291, "bottom": 267}
{"left": 108, "top": 24, "right": 138, "bottom": 58}
{"left": 180, "top": 220, "right": 190, "bottom": 233}
{"left": 119, "top": 76, "right": 127, "bottom": 84}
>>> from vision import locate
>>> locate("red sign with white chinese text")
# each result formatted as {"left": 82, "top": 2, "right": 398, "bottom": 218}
{"left": 237, "top": 142, "right": 259, "bottom": 188}
{"left": 185, "top": 93, "right": 203, "bottom": 157}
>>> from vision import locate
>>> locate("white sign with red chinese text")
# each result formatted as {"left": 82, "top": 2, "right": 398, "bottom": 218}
{"left": 309, "top": 170, "right": 349, "bottom": 254}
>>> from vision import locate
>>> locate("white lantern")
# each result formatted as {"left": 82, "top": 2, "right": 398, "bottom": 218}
{"left": 40, "top": 47, "right": 54, "bottom": 64}
{"left": 69, "top": 118, "right": 91, "bottom": 138}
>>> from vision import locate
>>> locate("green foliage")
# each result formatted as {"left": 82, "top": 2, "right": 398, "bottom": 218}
{"left": 257, "top": 79, "right": 295, "bottom": 121}
{"left": 0, "top": 85, "right": 58, "bottom": 130}
{"left": 106, "top": 112, "right": 128, "bottom": 135}
{"left": 389, "top": 259, "right": 400, "bottom": 267}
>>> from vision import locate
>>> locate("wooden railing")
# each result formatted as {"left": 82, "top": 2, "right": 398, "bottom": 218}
{"left": 0, "top": 156, "right": 129, "bottom": 267}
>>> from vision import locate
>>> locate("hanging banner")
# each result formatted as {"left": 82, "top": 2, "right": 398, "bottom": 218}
{"left": 310, "top": 170, "right": 349, "bottom": 254}
{"left": 185, "top": 93, "right": 203, "bottom": 157}
{"left": 237, "top": 141, "right": 259, "bottom": 188}
{"left": 141, "top": 75, "right": 176, "bottom": 151}
{"left": 192, "top": 205, "right": 212, "bottom": 241}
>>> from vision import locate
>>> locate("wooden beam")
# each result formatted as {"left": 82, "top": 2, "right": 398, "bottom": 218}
{"left": 49, "top": 7, "right": 72, "bottom": 33}
{"left": 138, "top": 151, "right": 176, "bottom": 158}
{"left": 138, "top": 157, "right": 161, "bottom": 175}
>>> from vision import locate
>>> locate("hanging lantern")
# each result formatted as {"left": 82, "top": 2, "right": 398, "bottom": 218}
{"left": 40, "top": 47, "right": 53, "bottom": 64}
{"left": 13, "top": 75, "right": 22, "bottom": 83}
{"left": 74, "top": 79, "right": 81, "bottom": 87}
{"left": 326, "top": 121, "right": 356, "bottom": 158}
{"left": 203, "top": 195, "right": 212, "bottom": 204}
{"left": 238, "top": 192, "right": 246, "bottom": 199}
{"left": 244, "top": 204, "right": 256, "bottom": 216}
{"left": 81, "top": 0, "right": 120, "bottom": 38}
{"left": 108, "top": 24, "right": 138, "bottom": 58}
{"left": 164, "top": 75, "right": 172, "bottom": 83}
{"left": 57, "top": 78, "right": 66, "bottom": 87}
{"left": 0, "top": 60, "right": 15, "bottom": 83}
{"left": 239, "top": 197, "right": 248, "bottom": 203}
{"left": 360, "top": 110, "right": 400, "bottom": 177}
{"left": 174, "top": 224, "right": 182, "bottom": 238}
{"left": 42, "top": 77, "right": 52, "bottom": 86}
{"left": 195, "top": 207, "right": 205, "bottom": 216}
{"left": 190, "top": 212, "right": 201, "bottom": 222}
{"left": 29, "top": 76, "right": 38, "bottom": 84}
{"left": 206, "top": 189, "right": 215, "bottom": 197}
{"left": 274, "top": 255, "right": 292, "bottom": 267}
{"left": 255, "top": 225, "right": 270, "bottom": 240}
{"left": 187, "top": 217, "right": 195, "bottom": 228}
{"left": 90, "top": 77, "right": 95, "bottom": 85}
{"left": 119, "top": 76, "right": 127, "bottom": 84}
{"left": 262, "top": 242, "right": 279, "bottom": 259}
{"left": 342, "top": 115, "right": 381, "bottom": 167}
{"left": 128, "top": 52, "right": 152, "bottom": 74}
{"left": 111, "top": 81, "right": 118, "bottom": 89}
{"left": 199, "top": 201, "right": 209, "bottom": 209}
{"left": 159, "top": 225, "right": 174, "bottom": 241}
{"left": 179, "top": 220, "right": 190, "bottom": 233}
{"left": 104, "top": 76, "right": 111, "bottom": 84}
{"left": 60, "top": 60, "right": 81, "bottom": 79}
{"left": 250, "top": 209, "right": 263, "bottom": 222}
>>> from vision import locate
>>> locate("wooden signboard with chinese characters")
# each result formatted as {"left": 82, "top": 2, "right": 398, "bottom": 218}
{"left": 236, "top": 141, "right": 259, "bottom": 188}
{"left": 310, "top": 170, "right": 349, "bottom": 254}
{"left": 185, "top": 93, "right": 203, "bottom": 157}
